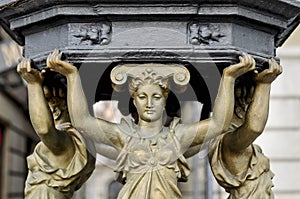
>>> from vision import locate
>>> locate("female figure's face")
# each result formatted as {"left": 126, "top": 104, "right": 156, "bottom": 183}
{"left": 133, "top": 84, "right": 166, "bottom": 123}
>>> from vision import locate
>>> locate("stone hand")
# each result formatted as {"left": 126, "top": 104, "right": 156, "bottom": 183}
{"left": 17, "top": 57, "right": 44, "bottom": 84}
{"left": 224, "top": 54, "right": 256, "bottom": 79}
{"left": 46, "top": 49, "right": 77, "bottom": 76}
{"left": 254, "top": 58, "right": 282, "bottom": 84}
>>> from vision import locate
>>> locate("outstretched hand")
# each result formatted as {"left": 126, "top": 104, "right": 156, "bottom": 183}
{"left": 17, "top": 57, "right": 44, "bottom": 84}
{"left": 47, "top": 49, "right": 77, "bottom": 76}
{"left": 224, "top": 54, "right": 256, "bottom": 79}
{"left": 254, "top": 58, "right": 282, "bottom": 84}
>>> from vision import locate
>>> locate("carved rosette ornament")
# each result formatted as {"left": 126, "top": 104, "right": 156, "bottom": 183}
{"left": 110, "top": 64, "right": 190, "bottom": 93}
{"left": 189, "top": 23, "right": 225, "bottom": 45}
{"left": 70, "top": 23, "right": 111, "bottom": 45}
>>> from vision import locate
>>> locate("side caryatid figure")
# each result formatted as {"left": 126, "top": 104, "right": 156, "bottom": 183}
{"left": 17, "top": 58, "right": 96, "bottom": 199}
{"left": 46, "top": 48, "right": 256, "bottom": 199}
{"left": 208, "top": 58, "right": 282, "bottom": 199}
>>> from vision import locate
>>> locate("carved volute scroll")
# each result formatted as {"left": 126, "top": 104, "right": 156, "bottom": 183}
{"left": 110, "top": 64, "right": 190, "bottom": 92}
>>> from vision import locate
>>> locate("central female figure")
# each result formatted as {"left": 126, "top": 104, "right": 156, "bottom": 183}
{"left": 47, "top": 49, "right": 255, "bottom": 199}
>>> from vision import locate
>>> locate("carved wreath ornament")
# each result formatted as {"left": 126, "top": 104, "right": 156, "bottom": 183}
{"left": 189, "top": 23, "right": 225, "bottom": 45}
{"left": 71, "top": 23, "right": 111, "bottom": 45}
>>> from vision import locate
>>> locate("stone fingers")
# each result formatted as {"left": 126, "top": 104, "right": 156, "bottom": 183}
{"left": 17, "top": 57, "right": 32, "bottom": 75}
{"left": 269, "top": 58, "right": 282, "bottom": 76}
{"left": 26, "top": 58, "right": 31, "bottom": 73}
{"left": 254, "top": 58, "right": 282, "bottom": 83}
{"left": 263, "top": 59, "right": 282, "bottom": 77}
{"left": 249, "top": 55, "right": 256, "bottom": 70}
{"left": 17, "top": 59, "right": 23, "bottom": 74}
{"left": 17, "top": 57, "right": 43, "bottom": 83}
{"left": 243, "top": 54, "right": 256, "bottom": 72}
{"left": 235, "top": 54, "right": 256, "bottom": 76}
{"left": 46, "top": 52, "right": 54, "bottom": 70}
{"left": 46, "top": 49, "right": 72, "bottom": 76}
{"left": 17, "top": 58, "right": 25, "bottom": 74}
{"left": 47, "top": 49, "right": 62, "bottom": 70}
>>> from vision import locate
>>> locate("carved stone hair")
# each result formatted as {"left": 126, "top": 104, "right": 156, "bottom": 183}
{"left": 234, "top": 76, "right": 255, "bottom": 119}
{"left": 128, "top": 68, "right": 170, "bottom": 97}
{"left": 42, "top": 71, "right": 67, "bottom": 93}
{"left": 42, "top": 71, "right": 68, "bottom": 110}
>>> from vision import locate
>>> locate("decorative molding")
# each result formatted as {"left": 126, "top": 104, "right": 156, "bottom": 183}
{"left": 70, "top": 23, "right": 111, "bottom": 46}
{"left": 189, "top": 23, "right": 225, "bottom": 45}
{"left": 110, "top": 64, "right": 190, "bottom": 92}
{"left": 93, "top": 4, "right": 199, "bottom": 15}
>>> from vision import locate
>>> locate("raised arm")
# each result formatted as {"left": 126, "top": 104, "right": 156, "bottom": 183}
{"left": 224, "top": 58, "right": 282, "bottom": 153}
{"left": 46, "top": 49, "right": 123, "bottom": 149}
{"left": 17, "top": 58, "right": 66, "bottom": 154}
{"left": 180, "top": 55, "right": 256, "bottom": 148}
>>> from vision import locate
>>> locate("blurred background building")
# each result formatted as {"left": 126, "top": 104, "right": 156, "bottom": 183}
{"left": 0, "top": 17, "right": 299, "bottom": 199}
{"left": 0, "top": 27, "right": 38, "bottom": 199}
